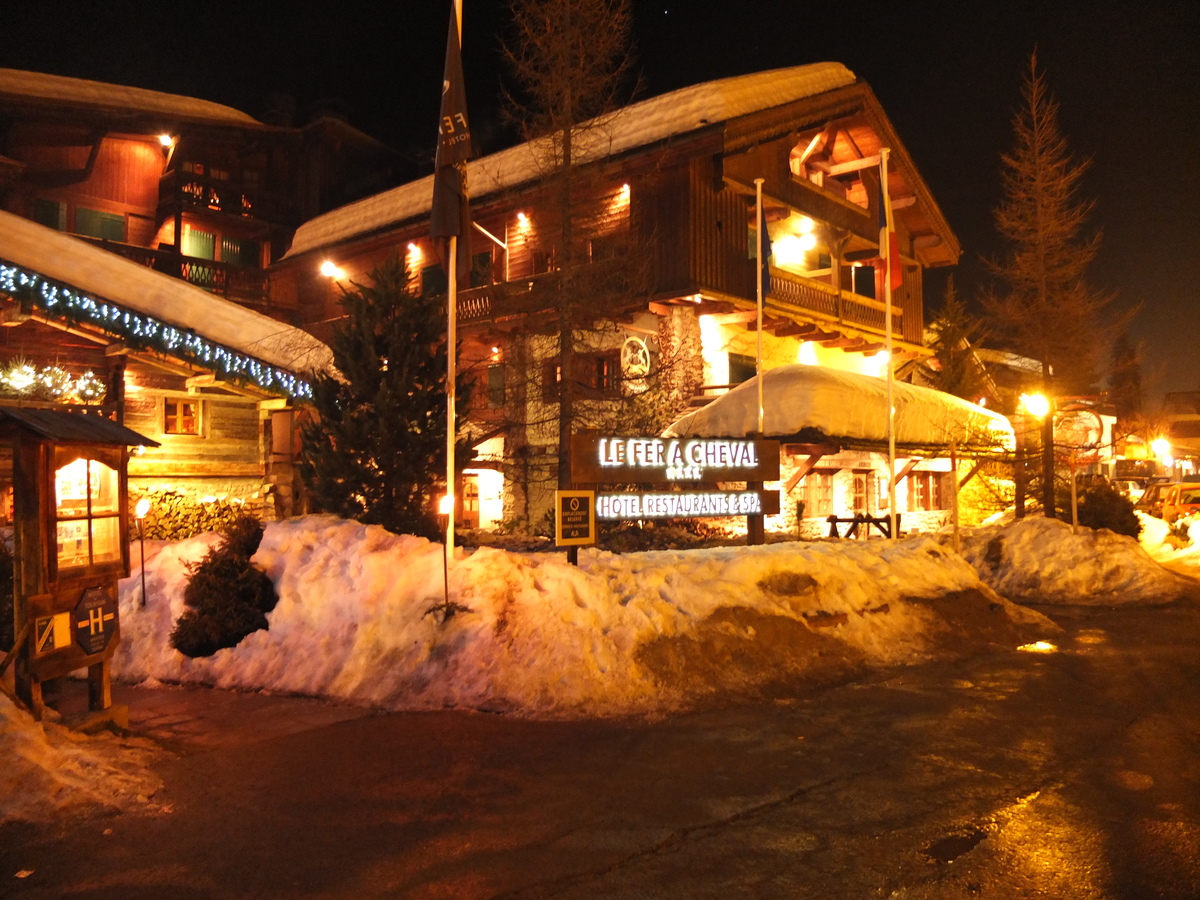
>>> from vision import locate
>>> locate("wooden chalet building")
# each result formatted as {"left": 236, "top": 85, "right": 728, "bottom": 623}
{"left": 0, "top": 69, "right": 386, "bottom": 521}
{"left": 274, "top": 63, "right": 966, "bottom": 534}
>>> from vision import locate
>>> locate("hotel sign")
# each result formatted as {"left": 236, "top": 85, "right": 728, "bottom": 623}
{"left": 571, "top": 432, "right": 780, "bottom": 485}
{"left": 597, "top": 490, "right": 779, "bottom": 520}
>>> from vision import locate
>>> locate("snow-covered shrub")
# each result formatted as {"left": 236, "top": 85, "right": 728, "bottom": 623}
{"left": 170, "top": 516, "right": 276, "bottom": 657}
{"left": 1068, "top": 483, "right": 1140, "bottom": 538}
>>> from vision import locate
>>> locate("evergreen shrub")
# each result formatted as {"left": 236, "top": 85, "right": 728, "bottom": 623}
{"left": 1067, "top": 483, "right": 1141, "bottom": 538}
{"left": 170, "top": 516, "right": 276, "bottom": 658}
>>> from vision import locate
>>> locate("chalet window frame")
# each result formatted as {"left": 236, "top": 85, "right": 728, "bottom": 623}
{"left": 907, "top": 471, "right": 944, "bottom": 512}
{"left": 803, "top": 468, "right": 837, "bottom": 518}
{"left": 162, "top": 396, "right": 204, "bottom": 437}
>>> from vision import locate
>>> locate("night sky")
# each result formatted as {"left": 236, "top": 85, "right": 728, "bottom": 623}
{"left": 5, "top": 1, "right": 1198, "bottom": 402}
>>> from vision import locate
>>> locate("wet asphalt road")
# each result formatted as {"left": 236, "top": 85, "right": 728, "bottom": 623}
{"left": 3, "top": 601, "right": 1199, "bottom": 899}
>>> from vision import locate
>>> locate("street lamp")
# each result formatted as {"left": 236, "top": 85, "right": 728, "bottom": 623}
{"left": 438, "top": 494, "right": 454, "bottom": 605}
{"left": 135, "top": 497, "right": 150, "bottom": 607}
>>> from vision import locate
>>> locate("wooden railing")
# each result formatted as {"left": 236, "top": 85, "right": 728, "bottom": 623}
{"left": 78, "top": 238, "right": 270, "bottom": 305}
{"left": 767, "top": 269, "right": 901, "bottom": 339}
{"left": 159, "top": 170, "right": 298, "bottom": 226}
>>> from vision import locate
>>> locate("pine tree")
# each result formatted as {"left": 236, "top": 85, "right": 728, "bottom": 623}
{"left": 298, "top": 259, "right": 469, "bottom": 540}
{"left": 927, "top": 276, "right": 990, "bottom": 402}
{"left": 984, "top": 52, "right": 1123, "bottom": 519}
{"left": 985, "top": 52, "right": 1117, "bottom": 396}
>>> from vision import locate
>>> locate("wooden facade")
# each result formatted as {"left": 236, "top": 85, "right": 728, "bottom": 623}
{"left": 0, "top": 69, "right": 400, "bottom": 520}
{"left": 273, "top": 67, "right": 961, "bottom": 528}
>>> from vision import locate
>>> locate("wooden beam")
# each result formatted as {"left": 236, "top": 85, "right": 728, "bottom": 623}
{"left": 827, "top": 154, "right": 880, "bottom": 176}
{"left": 104, "top": 343, "right": 130, "bottom": 356}
{"left": 891, "top": 457, "right": 920, "bottom": 487}
{"left": 958, "top": 460, "right": 986, "bottom": 489}
{"left": 784, "top": 453, "right": 825, "bottom": 495}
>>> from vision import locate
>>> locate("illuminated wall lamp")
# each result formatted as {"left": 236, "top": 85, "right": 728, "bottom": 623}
{"left": 320, "top": 260, "right": 345, "bottom": 279}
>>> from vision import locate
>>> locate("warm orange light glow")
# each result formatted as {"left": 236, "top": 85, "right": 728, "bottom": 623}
{"left": 407, "top": 242, "right": 421, "bottom": 255}
{"left": 1151, "top": 437, "right": 1172, "bottom": 458}
{"left": 158, "top": 134, "right": 174, "bottom": 148}
{"left": 1019, "top": 393, "right": 1049, "bottom": 418}
{"left": 320, "top": 260, "right": 345, "bottom": 279}
{"left": 135, "top": 498, "right": 151, "bottom": 519}
{"left": 1018, "top": 640, "right": 1057, "bottom": 653}
{"left": 516, "top": 211, "right": 529, "bottom": 227}
{"left": 439, "top": 494, "right": 455, "bottom": 515}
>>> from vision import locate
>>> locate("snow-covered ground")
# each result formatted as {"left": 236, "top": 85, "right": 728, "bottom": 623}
{"left": 0, "top": 692, "right": 161, "bottom": 824}
{"left": 4, "top": 511, "right": 1195, "bottom": 824}
{"left": 109, "top": 516, "right": 1057, "bottom": 720}
{"left": 959, "top": 515, "right": 1198, "bottom": 606}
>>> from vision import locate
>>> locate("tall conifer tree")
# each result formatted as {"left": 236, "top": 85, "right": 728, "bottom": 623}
{"left": 298, "top": 259, "right": 469, "bottom": 539}
{"left": 984, "top": 53, "right": 1121, "bottom": 518}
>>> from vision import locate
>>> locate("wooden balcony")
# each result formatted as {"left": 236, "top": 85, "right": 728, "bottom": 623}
{"left": 766, "top": 268, "right": 903, "bottom": 341}
{"left": 158, "top": 170, "right": 299, "bottom": 227}
{"left": 78, "top": 238, "right": 270, "bottom": 306}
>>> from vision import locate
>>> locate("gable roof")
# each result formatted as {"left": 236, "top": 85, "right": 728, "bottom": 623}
{"left": 286, "top": 63, "right": 857, "bottom": 258}
{"left": 0, "top": 68, "right": 261, "bottom": 129}
{"left": 0, "top": 211, "right": 332, "bottom": 397}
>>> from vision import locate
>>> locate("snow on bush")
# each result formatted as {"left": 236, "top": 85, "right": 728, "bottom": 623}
{"left": 0, "top": 693, "right": 161, "bottom": 824}
{"left": 959, "top": 516, "right": 1196, "bottom": 606}
{"left": 113, "top": 515, "right": 1050, "bottom": 718}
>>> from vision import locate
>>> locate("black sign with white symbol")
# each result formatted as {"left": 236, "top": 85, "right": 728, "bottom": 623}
{"left": 73, "top": 586, "right": 118, "bottom": 656}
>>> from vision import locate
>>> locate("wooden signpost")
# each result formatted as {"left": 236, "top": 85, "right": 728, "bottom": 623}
{"left": 1, "top": 408, "right": 157, "bottom": 724}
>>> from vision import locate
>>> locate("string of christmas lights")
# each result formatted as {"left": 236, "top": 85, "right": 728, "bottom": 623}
{"left": 0, "top": 261, "right": 313, "bottom": 400}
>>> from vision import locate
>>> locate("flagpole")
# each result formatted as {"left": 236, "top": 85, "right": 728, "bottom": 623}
{"left": 754, "top": 177, "right": 765, "bottom": 435}
{"left": 446, "top": 233, "right": 457, "bottom": 559}
{"left": 880, "top": 148, "right": 897, "bottom": 539}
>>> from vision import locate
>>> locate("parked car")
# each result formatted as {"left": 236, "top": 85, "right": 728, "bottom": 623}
{"left": 1135, "top": 481, "right": 1177, "bottom": 519}
{"left": 1159, "top": 482, "right": 1200, "bottom": 524}
{"left": 1112, "top": 480, "right": 1145, "bottom": 502}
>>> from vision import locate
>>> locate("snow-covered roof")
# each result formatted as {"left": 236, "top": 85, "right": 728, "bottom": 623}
{"left": 0, "top": 68, "right": 261, "bottom": 128}
{"left": 665, "top": 364, "right": 1014, "bottom": 451}
{"left": 0, "top": 211, "right": 332, "bottom": 390}
{"left": 286, "top": 62, "right": 856, "bottom": 258}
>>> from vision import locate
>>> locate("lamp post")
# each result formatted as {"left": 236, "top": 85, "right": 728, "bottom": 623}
{"left": 135, "top": 497, "right": 150, "bottom": 607}
{"left": 438, "top": 494, "right": 454, "bottom": 605}
{"left": 1019, "top": 392, "right": 1055, "bottom": 518}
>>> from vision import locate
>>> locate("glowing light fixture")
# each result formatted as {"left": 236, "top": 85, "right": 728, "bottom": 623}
{"left": 320, "top": 260, "right": 345, "bottom": 279}
{"left": 135, "top": 498, "right": 151, "bottom": 519}
{"left": 796, "top": 216, "right": 815, "bottom": 234}
{"left": 1151, "top": 437, "right": 1172, "bottom": 458}
{"left": 158, "top": 134, "right": 174, "bottom": 148}
{"left": 516, "top": 211, "right": 529, "bottom": 226}
{"left": 1017, "top": 640, "right": 1058, "bottom": 653}
{"left": 439, "top": 494, "right": 455, "bottom": 515}
{"left": 1019, "top": 393, "right": 1049, "bottom": 418}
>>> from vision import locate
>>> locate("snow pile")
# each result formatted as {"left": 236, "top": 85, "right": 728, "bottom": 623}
{"left": 113, "top": 516, "right": 1050, "bottom": 718}
{"left": 959, "top": 517, "right": 1197, "bottom": 606}
{"left": 1136, "top": 512, "right": 1200, "bottom": 577}
{"left": 666, "top": 363, "right": 1013, "bottom": 450}
{"left": 0, "top": 693, "right": 161, "bottom": 824}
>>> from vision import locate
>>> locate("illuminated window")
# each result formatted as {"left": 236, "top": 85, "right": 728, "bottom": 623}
{"left": 182, "top": 225, "right": 216, "bottom": 260}
{"left": 54, "top": 453, "right": 122, "bottom": 571}
{"left": 164, "top": 398, "right": 200, "bottom": 435}
{"left": 804, "top": 470, "right": 836, "bottom": 517}
{"left": 908, "top": 472, "right": 944, "bottom": 512}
